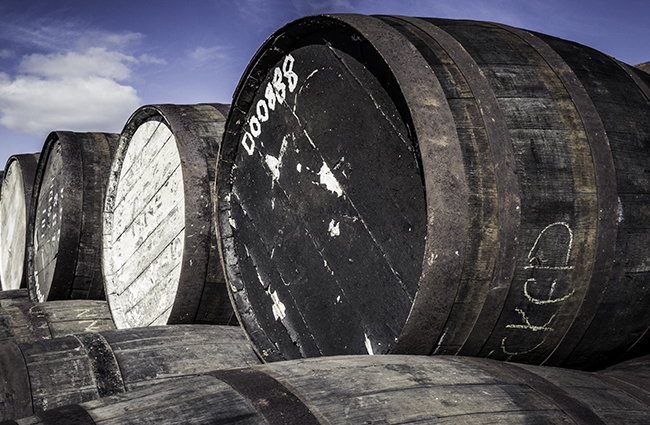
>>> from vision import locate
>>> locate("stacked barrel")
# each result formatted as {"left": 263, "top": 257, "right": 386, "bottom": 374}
{"left": 1, "top": 14, "right": 650, "bottom": 424}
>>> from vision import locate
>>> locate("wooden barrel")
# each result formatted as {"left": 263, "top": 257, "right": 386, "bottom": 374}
{"left": 0, "top": 153, "right": 40, "bottom": 290}
{"left": 0, "top": 300, "right": 115, "bottom": 344}
{"left": 0, "top": 289, "right": 29, "bottom": 307}
{"left": 102, "top": 103, "right": 235, "bottom": 329}
{"left": 216, "top": 14, "right": 650, "bottom": 370}
{"left": 26, "top": 132, "right": 118, "bottom": 302}
{"left": 8, "top": 354, "right": 650, "bottom": 424}
{"left": 0, "top": 324, "right": 260, "bottom": 421}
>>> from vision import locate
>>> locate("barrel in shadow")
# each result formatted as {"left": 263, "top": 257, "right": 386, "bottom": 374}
{"left": 10, "top": 354, "right": 650, "bottom": 424}
{"left": 0, "top": 324, "right": 260, "bottom": 421}
{"left": 102, "top": 103, "right": 235, "bottom": 329}
{"left": 0, "top": 289, "right": 29, "bottom": 307}
{"left": 26, "top": 132, "right": 118, "bottom": 302}
{"left": 0, "top": 300, "right": 115, "bottom": 344}
{"left": 216, "top": 14, "right": 650, "bottom": 370}
{"left": 0, "top": 153, "right": 39, "bottom": 291}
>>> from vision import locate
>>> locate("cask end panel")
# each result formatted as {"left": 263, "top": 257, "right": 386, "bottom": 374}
{"left": 103, "top": 104, "right": 234, "bottom": 329}
{"left": 0, "top": 153, "right": 39, "bottom": 291}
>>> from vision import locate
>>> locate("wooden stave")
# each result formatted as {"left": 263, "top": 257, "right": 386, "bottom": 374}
{"left": 26, "top": 132, "right": 118, "bottom": 302}
{"left": 0, "top": 289, "right": 29, "bottom": 307}
{"left": 0, "top": 300, "right": 115, "bottom": 345}
{"left": 102, "top": 103, "right": 235, "bottom": 329}
{"left": 215, "top": 14, "right": 650, "bottom": 370}
{"left": 0, "top": 324, "right": 260, "bottom": 421}
{"left": 0, "top": 153, "right": 40, "bottom": 291}
{"left": 10, "top": 354, "right": 650, "bottom": 424}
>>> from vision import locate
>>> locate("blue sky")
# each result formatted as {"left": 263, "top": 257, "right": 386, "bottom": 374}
{"left": 1, "top": 0, "right": 649, "bottom": 167}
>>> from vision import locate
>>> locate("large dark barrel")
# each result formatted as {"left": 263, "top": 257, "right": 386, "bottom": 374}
{"left": 0, "top": 153, "right": 39, "bottom": 290}
{"left": 9, "top": 354, "right": 650, "bottom": 424}
{"left": 0, "top": 324, "right": 260, "bottom": 421}
{"left": 216, "top": 14, "right": 650, "bottom": 370}
{"left": 0, "top": 300, "right": 115, "bottom": 344}
{"left": 26, "top": 132, "right": 118, "bottom": 302}
{"left": 102, "top": 104, "right": 235, "bottom": 329}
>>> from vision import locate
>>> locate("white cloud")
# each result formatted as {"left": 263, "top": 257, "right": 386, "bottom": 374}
{"left": 0, "top": 49, "right": 14, "bottom": 59}
{"left": 0, "top": 46, "right": 143, "bottom": 137}
{"left": 19, "top": 48, "right": 137, "bottom": 81}
{"left": 0, "top": 74, "right": 139, "bottom": 136}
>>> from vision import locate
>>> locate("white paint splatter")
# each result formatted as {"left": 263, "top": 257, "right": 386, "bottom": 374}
{"left": 265, "top": 155, "right": 281, "bottom": 181}
{"left": 618, "top": 197, "right": 624, "bottom": 223}
{"left": 336, "top": 295, "right": 341, "bottom": 303}
{"left": 317, "top": 162, "right": 343, "bottom": 197}
{"left": 364, "top": 333, "right": 374, "bottom": 355}
{"left": 297, "top": 163, "right": 302, "bottom": 173}
{"left": 265, "top": 136, "right": 289, "bottom": 183}
{"left": 271, "top": 290, "right": 286, "bottom": 320}
{"left": 328, "top": 220, "right": 340, "bottom": 237}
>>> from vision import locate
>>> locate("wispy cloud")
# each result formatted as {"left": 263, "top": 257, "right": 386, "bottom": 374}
{"left": 188, "top": 45, "right": 229, "bottom": 67}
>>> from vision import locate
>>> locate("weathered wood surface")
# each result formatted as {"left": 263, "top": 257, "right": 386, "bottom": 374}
{"left": 0, "top": 324, "right": 260, "bottom": 421}
{"left": 216, "top": 14, "right": 650, "bottom": 370}
{"left": 0, "top": 289, "right": 29, "bottom": 307}
{"left": 26, "top": 132, "right": 118, "bottom": 302}
{"left": 0, "top": 300, "right": 114, "bottom": 344}
{"left": 10, "top": 354, "right": 650, "bottom": 424}
{"left": 0, "top": 154, "right": 39, "bottom": 291}
{"left": 102, "top": 103, "right": 235, "bottom": 329}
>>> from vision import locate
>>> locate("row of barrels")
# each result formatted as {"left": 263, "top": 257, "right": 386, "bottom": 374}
{"left": 1, "top": 13, "right": 650, "bottom": 423}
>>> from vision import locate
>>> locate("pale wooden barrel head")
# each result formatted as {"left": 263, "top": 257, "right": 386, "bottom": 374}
{"left": 104, "top": 118, "right": 184, "bottom": 328}
{"left": 0, "top": 154, "right": 39, "bottom": 290}
{"left": 103, "top": 104, "right": 232, "bottom": 329}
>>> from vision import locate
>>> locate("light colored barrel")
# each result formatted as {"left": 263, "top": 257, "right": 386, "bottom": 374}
{"left": 102, "top": 103, "right": 234, "bottom": 329}
{"left": 11, "top": 354, "right": 650, "bottom": 424}
{"left": 0, "top": 324, "right": 260, "bottom": 421}
{"left": 0, "top": 153, "right": 39, "bottom": 290}
{"left": 26, "top": 132, "right": 118, "bottom": 302}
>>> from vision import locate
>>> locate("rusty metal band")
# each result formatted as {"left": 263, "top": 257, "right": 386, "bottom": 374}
{"left": 207, "top": 368, "right": 326, "bottom": 425}
{"left": 14, "top": 303, "right": 51, "bottom": 339}
{"left": 328, "top": 14, "right": 469, "bottom": 356}
{"left": 392, "top": 16, "right": 520, "bottom": 356}
{"left": 457, "top": 357, "right": 606, "bottom": 425}
{"left": 0, "top": 342, "right": 32, "bottom": 420}
{"left": 493, "top": 23, "right": 618, "bottom": 367}
{"left": 73, "top": 332, "right": 126, "bottom": 397}
{"left": 35, "top": 404, "right": 96, "bottom": 425}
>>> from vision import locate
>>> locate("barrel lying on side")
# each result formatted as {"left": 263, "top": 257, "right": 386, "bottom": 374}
{"left": 0, "top": 300, "right": 115, "bottom": 344}
{"left": 216, "top": 14, "right": 650, "bottom": 370}
{"left": 0, "top": 153, "right": 39, "bottom": 291}
{"left": 0, "top": 324, "right": 260, "bottom": 421}
{"left": 10, "top": 354, "right": 650, "bottom": 424}
{"left": 0, "top": 289, "right": 29, "bottom": 307}
{"left": 102, "top": 104, "right": 235, "bottom": 329}
{"left": 26, "top": 132, "right": 118, "bottom": 302}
